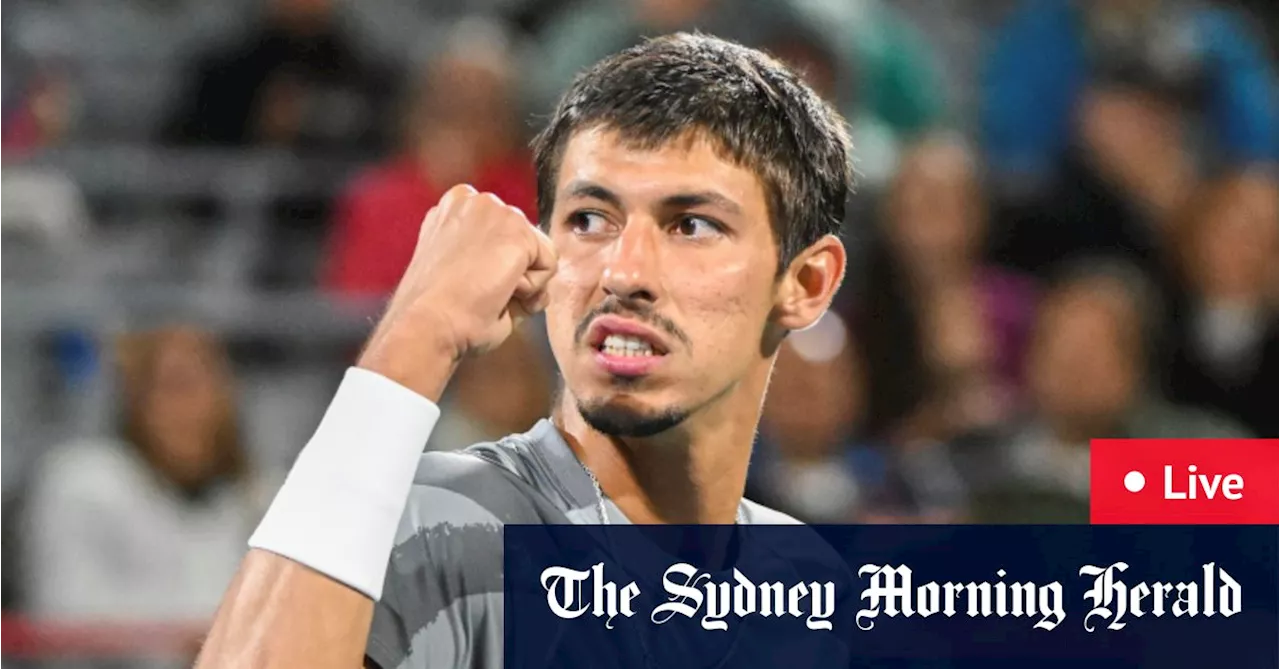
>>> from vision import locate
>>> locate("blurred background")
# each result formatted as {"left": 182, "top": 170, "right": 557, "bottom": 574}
{"left": 0, "top": 0, "right": 1275, "bottom": 665}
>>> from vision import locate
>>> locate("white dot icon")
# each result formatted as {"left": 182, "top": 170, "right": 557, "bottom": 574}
{"left": 1124, "top": 471, "right": 1146, "bottom": 493}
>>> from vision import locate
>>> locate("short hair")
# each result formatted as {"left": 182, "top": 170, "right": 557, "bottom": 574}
{"left": 531, "top": 32, "right": 855, "bottom": 271}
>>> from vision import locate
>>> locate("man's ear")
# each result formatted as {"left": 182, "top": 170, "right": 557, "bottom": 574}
{"left": 773, "top": 234, "right": 847, "bottom": 331}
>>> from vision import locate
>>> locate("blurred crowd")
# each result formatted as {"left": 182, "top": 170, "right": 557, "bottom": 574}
{"left": 1, "top": 0, "right": 1275, "bottom": 660}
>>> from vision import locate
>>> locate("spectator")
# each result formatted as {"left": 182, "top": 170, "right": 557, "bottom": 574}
{"left": 1163, "top": 170, "right": 1278, "bottom": 437}
{"left": 529, "top": 0, "right": 942, "bottom": 186}
{"left": 981, "top": 0, "right": 1277, "bottom": 276}
{"left": 322, "top": 17, "right": 535, "bottom": 296}
{"left": 525, "top": 0, "right": 777, "bottom": 116}
{"left": 160, "top": 0, "right": 391, "bottom": 289}
{"left": 2, "top": 66, "right": 75, "bottom": 160}
{"left": 962, "top": 260, "right": 1248, "bottom": 523}
{"left": 163, "top": 0, "right": 387, "bottom": 151}
{"left": 787, "top": 0, "right": 945, "bottom": 138}
{"left": 427, "top": 323, "right": 554, "bottom": 451}
{"left": 22, "top": 327, "right": 265, "bottom": 621}
{"left": 983, "top": 0, "right": 1276, "bottom": 185}
{"left": 855, "top": 136, "right": 1036, "bottom": 446}
{"left": 759, "top": 13, "right": 901, "bottom": 189}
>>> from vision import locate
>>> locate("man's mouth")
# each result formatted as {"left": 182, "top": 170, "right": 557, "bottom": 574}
{"left": 599, "top": 333, "right": 658, "bottom": 358}
{"left": 585, "top": 315, "right": 672, "bottom": 361}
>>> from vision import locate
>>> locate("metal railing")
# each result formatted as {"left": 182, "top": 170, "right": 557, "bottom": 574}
{"left": 5, "top": 138, "right": 383, "bottom": 343}
{"left": 20, "top": 146, "right": 365, "bottom": 202}
{"left": 1, "top": 283, "right": 385, "bottom": 340}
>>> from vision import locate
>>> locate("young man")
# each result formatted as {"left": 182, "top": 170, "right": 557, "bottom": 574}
{"left": 195, "top": 32, "right": 854, "bottom": 669}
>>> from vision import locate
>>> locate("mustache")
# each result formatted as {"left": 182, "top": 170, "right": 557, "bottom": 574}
{"left": 574, "top": 297, "right": 692, "bottom": 350}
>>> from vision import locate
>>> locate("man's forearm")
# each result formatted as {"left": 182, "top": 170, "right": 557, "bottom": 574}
{"left": 193, "top": 368, "right": 442, "bottom": 668}
{"left": 191, "top": 186, "right": 552, "bottom": 668}
{"left": 196, "top": 550, "right": 374, "bottom": 669}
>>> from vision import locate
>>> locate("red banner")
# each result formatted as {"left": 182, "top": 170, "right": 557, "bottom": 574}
{"left": 1090, "top": 439, "right": 1279, "bottom": 524}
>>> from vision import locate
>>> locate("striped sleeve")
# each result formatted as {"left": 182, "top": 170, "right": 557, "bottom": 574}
{"left": 365, "top": 449, "right": 543, "bottom": 669}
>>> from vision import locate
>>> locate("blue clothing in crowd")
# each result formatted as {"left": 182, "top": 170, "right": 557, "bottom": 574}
{"left": 981, "top": 0, "right": 1277, "bottom": 181}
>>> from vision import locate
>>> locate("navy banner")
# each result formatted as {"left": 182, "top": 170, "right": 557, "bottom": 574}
{"left": 504, "top": 525, "right": 1277, "bottom": 668}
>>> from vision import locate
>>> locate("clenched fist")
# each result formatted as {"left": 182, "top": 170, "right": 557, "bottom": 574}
{"left": 357, "top": 184, "right": 556, "bottom": 400}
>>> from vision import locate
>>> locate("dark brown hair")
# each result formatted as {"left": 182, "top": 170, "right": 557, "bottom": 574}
{"left": 531, "top": 32, "right": 855, "bottom": 271}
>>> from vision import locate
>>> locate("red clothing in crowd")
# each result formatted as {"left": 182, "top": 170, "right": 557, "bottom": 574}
{"left": 323, "top": 155, "right": 537, "bottom": 294}
{"left": 2, "top": 107, "right": 42, "bottom": 160}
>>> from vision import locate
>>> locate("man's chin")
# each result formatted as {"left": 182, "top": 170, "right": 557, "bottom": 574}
{"left": 576, "top": 397, "right": 690, "bottom": 438}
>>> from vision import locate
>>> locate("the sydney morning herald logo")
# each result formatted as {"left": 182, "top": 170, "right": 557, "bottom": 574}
{"left": 539, "top": 560, "right": 1242, "bottom": 633}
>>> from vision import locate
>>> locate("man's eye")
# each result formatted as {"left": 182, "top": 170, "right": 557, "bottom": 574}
{"left": 674, "top": 216, "right": 723, "bottom": 239}
{"left": 569, "top": 211, "right": 610, "bottom": 235}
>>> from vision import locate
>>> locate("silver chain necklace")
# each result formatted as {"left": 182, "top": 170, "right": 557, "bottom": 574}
{"left": 579, "top": 461, "right": 748, "bottom": 669}
{"left": 580, "top": 462, "right": 747, "bottom": 525}
{"left": 577, "top": 459, "right": 747, "bottom": 669}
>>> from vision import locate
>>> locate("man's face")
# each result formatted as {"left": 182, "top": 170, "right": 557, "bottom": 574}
{"left": 271, "top": 0, "right": 333, "bottom": 34}
{"left": 1188, "top": 174, "right": 1278, "bottom": 302}
{"left": 544, "top": 127, "right": 781, "bottom": 436}
{"left": 1028, "top": 287, "right": 1140, "bottom": 435}
{"left": 887, "top": 143, "right": 982, "bottom": 272}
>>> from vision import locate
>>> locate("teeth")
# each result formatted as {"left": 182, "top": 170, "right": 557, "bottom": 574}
{"left": 602, "top": 334, "right": 655, "bottom": 357}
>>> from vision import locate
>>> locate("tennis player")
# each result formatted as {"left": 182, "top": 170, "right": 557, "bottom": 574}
{"left": 195, "top": 32, "right": 854, "bottom": 669}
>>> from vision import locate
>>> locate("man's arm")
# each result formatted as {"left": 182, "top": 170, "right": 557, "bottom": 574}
{"left": 194, "top": 185, "right": 556, "bottom": 669}
{"left": 197, "top": 365, "right": 444, "bottom": 669}
{"left": 199, "top": 550, "right": 376, "bottom": 668}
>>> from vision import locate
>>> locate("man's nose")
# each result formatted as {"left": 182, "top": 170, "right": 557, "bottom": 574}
{"left": 601, "top": 218, "right": 661, "bottom": 304}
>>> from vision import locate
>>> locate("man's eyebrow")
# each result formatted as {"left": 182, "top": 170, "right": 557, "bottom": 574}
{"left": 660, "top": 191, "right": 742, "bottom": 216}
{"left": 563, "top": 181, "right": 743, "bottom": 216}
{"left": 563, "top": 180, "right": 623, "bottom": 210}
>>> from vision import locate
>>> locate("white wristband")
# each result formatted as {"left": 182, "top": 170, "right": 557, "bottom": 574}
{"left": 248, "top": 367, "right": 441, "bottom": 601}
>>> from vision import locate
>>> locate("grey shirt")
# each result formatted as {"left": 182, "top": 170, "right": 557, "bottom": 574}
{"left": 365, "top": 419, "right": 801, "bottom": 669}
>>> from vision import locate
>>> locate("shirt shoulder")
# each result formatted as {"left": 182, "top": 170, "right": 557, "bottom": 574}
{"left": 403, "top": 432, "right": 575, "bottom": 527}
{"left": 741, "top": 499, "right": 854, "bottom": 588}
{"left": 366, "top": 432, "right": 573, "bottom": 669}
{"left": 740, "top": 498, "right": 806, "bottom": 525}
